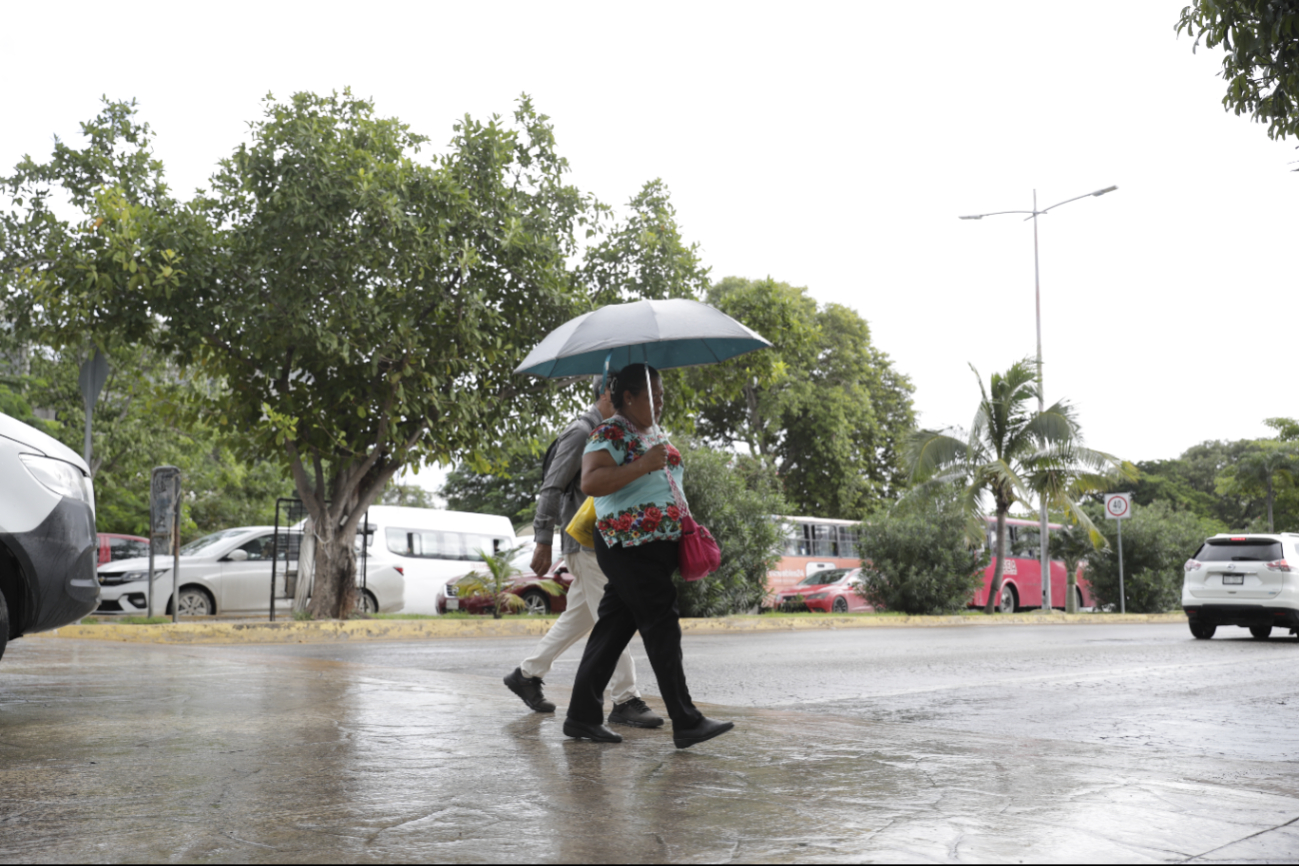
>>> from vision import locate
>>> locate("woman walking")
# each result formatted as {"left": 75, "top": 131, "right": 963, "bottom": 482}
{"left": 562, "top": 363, "right": 734, "bottom": 749}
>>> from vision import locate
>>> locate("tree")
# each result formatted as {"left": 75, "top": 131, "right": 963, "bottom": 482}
{"left": 1177, "top": 1, "right": 1299, "bottom": 142}
{"left": 1215, "top": 440, "right": 1299, "bottom": 531}
{"left": 439, "top": 438, "right": 547, "bottom": 529}
{"left": 1045, "top": 525, "right": 1095, "bottom": 613}
{"left": 906, "top": 359, "right": 1131, "bottom": 614}
{"left": 1084, "top": 501, "right": 1214, "bottom": 613}
{"left": 11, "top": 93, "right": 598, "bottom": 618}
{"left": 687, "top": 277, "right": 915, "bottom": 518}
{"left": 672, "top": 441, "right": 788, "bottom": 617}
{"left": 855, "top": 502, "right": 989, "bottom": 615}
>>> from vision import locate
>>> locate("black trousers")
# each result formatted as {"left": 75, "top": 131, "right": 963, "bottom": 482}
{"left": 566, "top": 533, "right": 703, "bottom": 731}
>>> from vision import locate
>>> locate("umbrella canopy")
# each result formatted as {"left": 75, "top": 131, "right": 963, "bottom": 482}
{"left": 514, "top": 298, "right": 772, "bottom": 378}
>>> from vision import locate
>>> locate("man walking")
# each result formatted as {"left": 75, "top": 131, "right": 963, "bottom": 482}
{"left": 503, "top": 378, "right": 663, "bottom": 728}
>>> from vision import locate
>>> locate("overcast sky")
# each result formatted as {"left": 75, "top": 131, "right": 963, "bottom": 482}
{"left": 4, "top": 1, "right": 1296, "bottom": 496}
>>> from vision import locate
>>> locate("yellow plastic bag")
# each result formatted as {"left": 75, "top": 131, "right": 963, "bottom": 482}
{"left": 566, "top": 496, "right": 597, "bottom": 548}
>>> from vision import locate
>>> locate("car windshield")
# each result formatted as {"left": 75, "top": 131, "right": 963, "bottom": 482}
{"left": 798, "top": 569, "right": 850, "bottom": 587}
{"left": 180, "top": 529, "right": 253, "bottom": 556}
{"left": 1194, "top": 540, "right": 1284, "bottom": 562}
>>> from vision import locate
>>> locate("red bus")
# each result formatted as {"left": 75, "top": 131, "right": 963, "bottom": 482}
{"left": 977, "top": 516, "right": 1095, "bottom": 612}
{"left": 766, "top": 514, "right": 1094, "bottom": 612}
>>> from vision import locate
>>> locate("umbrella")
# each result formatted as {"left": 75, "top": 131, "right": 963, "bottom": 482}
{"left": 514, "top": 298, "right": 772, "bottom": 379}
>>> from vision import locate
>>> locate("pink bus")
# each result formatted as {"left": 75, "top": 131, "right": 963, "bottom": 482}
{"left": 979, "top": 516, "right": 1095, "bottom": 612}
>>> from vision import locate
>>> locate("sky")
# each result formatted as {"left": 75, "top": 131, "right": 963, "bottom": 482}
{"left": 3, "top": 1, "right": 1296, "bottom": 497}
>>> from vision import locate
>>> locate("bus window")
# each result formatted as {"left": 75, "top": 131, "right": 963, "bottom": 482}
{"left": 837, "top": 526, "right": 859, "bottom": 557}
{"left": 811, "top": 524, "right": 834, "bottom": 557}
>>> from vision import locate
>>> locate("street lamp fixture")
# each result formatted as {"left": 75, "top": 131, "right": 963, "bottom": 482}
{"left": 958, "top": 185, "right": 1118, "bottom": 611}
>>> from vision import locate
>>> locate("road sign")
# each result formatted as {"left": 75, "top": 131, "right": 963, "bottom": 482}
{"left": 1104, "top": 493, "right": 1132, "bottom": 520}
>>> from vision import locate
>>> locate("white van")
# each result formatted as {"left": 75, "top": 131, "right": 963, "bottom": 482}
{"left": 361, "top": 505, "right": 515, "bottom": 614}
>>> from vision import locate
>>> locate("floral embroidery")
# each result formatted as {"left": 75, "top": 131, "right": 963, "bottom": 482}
{"left": 586, "top": 415, "right": 687, "bottom": 547}
{"left": 596, "top": 502, "right": 683, "bottom": 547}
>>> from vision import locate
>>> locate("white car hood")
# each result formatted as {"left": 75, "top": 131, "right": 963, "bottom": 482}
{"left": 98, "top": 555, "right": 193, "bottom": 572}
{"left": 0, "top": 411, "right": 91, "bottom": 475}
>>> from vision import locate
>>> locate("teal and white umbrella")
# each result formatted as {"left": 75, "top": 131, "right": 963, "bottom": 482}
{"left": 514, "top": 298, "right": 772, "bottom": 379}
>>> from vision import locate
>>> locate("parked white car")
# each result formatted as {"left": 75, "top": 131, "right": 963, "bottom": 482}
{"left": 95, "top": 526, "right": 404, "bottom": 616}
{"left": 1, "top": 411, "right": 99, "bottom": 660}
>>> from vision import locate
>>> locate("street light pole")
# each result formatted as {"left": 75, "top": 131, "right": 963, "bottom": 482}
{"left": 959, "top": 184, "right": 1117, "bottom": 611}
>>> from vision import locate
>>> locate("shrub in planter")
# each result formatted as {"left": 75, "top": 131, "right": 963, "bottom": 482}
{"left": 856, "top": 506, "right": 988, "bottom": 615}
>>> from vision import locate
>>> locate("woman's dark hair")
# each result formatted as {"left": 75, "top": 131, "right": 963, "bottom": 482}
{"left": 611, "top": 363, "right": 660, "bottom": 411}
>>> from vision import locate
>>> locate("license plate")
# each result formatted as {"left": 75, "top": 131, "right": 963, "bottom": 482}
{"left": 1222, "top": 574, "right": 1244, "bottom": 585}
{"left": 445, "top": 598, "right": 459, "bottom": 610}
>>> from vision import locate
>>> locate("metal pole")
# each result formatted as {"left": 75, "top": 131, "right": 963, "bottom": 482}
{"left": 146, "top": 538, "right": 155, "bottom": 619}
{"left": 1033, "top": 190, "right": 1052, "bottom": 611}
{"left": 1117, "top": 518, "right": 1126, "bottom": 615}
{"left": 171, "top": 508, "right": 180, "bottom": 624}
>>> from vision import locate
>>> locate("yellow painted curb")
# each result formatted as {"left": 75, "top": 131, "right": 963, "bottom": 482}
{"left": 29, "top": 611, "right": 1188, "bottom": 645}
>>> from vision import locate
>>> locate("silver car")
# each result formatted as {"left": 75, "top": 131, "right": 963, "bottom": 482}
{"left": 95, "top": 526, "right": 404, "bottom": 616}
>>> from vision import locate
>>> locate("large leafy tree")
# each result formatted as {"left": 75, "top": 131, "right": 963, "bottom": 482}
{"left": 687, "top": 277, "right": 915, "bottom": 519}
{"left": 1177, "top": 1, "right": 1299, "bottom": 142}
{"left": 1215, "top": 440, "right": 1299, "bottom": 531}
{"left": 9, "top": 93, "right": 601, "bottom": 618}
{"left": 906, "top": 359, "right": 1132, "bottom": 614}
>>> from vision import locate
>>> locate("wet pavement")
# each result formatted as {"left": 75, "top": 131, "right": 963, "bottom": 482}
{"left": 2, "top": 624, "right": 1298, "bottom": 862}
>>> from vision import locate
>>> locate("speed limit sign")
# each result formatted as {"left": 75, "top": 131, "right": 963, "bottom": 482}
{"left": 1104, "top": 493, "right": 1132, "bottom": 520}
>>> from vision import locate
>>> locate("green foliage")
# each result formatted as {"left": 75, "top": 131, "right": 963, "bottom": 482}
{"left": 1084, "top": 501, "right": 1215, "bottom": 613}
{"left": 458, "top": 545, "right": 564, "bottom": 619}
{"left": 855, "top": 504, "right": 989, "bottom": 615}
{"left": 439, "top": 437, "right": 548, "bottom": 527}
{"left": 1177, "top": 1, "right": 1299, "bottom": 142}
{"left": 381, "top": 483, "right": 439, "bottom": 509}
{"left": 686, "top": 277, "right": 915, "bottom": 519}
{"left": 1215, "top": 440, "right": 1299, "bottom": 531}
{"left": 673, "top": 441, "right": 788, "bottom": 617}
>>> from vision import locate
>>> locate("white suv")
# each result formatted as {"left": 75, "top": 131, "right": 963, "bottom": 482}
{"left": 1182, "top": 533, "right": 1299, "bottom": 640}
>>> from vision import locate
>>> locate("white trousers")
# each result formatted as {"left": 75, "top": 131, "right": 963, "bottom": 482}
{"left": 520, "top": 548, "right": 639, "bottom": 705}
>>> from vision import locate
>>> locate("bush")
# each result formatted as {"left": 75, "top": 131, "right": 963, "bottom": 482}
{"left": 1084, "top": 500, "right": 1213, "bottom": 613}
{"left": 675, "top": 444, "right": 787, "bottom": 617}
{"left": 856, "top": 506, "right": 989, "bottom": 615}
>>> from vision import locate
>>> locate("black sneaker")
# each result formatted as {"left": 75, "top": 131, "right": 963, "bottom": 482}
{"left": 608, "top": 697, "right": 665, "bottom": 728}
{"left": 562, "top": 719, "right": 623, "bottom": 743}
{"left": 504, "top": 667, "right": 556, "bottom": 713}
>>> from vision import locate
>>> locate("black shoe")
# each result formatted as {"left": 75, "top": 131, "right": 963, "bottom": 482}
{"left": 673, "top": 717, "right": 735, "bottom": 749}
{"left": 504, "top": 667, "right": 556, "bottom": 713}
{"left": 608, "top": 697, "right": 665, "bottom": 729}
{"left": 562, "top": 719, "right": 623, "bottom": 743}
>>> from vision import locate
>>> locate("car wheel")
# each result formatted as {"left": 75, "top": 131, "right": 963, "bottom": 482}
{"left": 0, "top": 589, "right": 8, "bottom": 663}
{"left": 354, "top": 590, "right": 379, "bottom": 615}
{"left": 832, "top": 597, "right": 849, "bottom": 614}
{"left": 999, "top": 583, "right": 1017, "bottom": 613}
{"left": 1250, "top": 625, "right": 1272, "bottom": 640}
{"left": 521, "top": 590, "right": 550, "bottom": 616}
{"left": 168, "top": 587, "right": 214, "bottom": 617}
{"left": 1189, "top": 622, "right": 1216, "bottom": 640}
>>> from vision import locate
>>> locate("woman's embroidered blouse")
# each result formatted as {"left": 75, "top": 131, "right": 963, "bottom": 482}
{"left": 583, "top": 415, "right": 685, "bottom": 548}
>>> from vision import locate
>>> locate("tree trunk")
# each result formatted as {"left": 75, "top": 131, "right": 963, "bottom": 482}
{"left": 984, "top": 509, "right": 1008, "bottom": 615}
{"left": 308, "top": 530, "right": 357, "bottom": 620}
{"left": 1065, "top": 558, "right": 1079, "bottom": 614}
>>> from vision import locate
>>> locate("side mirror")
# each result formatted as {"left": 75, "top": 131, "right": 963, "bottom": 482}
{"left": 226, "top": 549, "right": 249, "bottom": 562}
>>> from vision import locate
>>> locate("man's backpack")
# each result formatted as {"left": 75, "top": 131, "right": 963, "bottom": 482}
{"left": 541, "top": 434, "right": 580, "bottom": 495}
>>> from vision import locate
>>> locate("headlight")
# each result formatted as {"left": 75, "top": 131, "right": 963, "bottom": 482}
{"left": 805, "top": 592, "right": 829, "bottom": 600}
{"left": 20, "top": 454, "right": 94, "bottom": 510}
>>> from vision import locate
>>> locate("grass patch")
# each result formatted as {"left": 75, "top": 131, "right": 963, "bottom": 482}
{"left": 366, "top": 612, "right": 561, "bottom": 621}
{"left": 752, "top": 609, "right": 986, "bottom": 618}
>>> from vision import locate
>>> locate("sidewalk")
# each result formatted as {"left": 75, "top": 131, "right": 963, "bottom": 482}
{"left": 34, "top": 610, "right": 1188, "bottom": 645}
{"left": 1, "top": 635, "right": 1294, "bottom": 863}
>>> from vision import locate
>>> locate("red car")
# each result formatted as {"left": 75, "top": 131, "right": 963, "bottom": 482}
{"left": 772, "top": 567, "right": 872, "bottom": 613}
{"left": 96, "top": 533, "right": 151, "bottom": 567}
{"left": 435, "top": 556, "right": 573, "bottom": 615}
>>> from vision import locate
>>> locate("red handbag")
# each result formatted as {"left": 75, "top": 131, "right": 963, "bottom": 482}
{"left": 666, "top": 463, "right": 720, "bottom": 581}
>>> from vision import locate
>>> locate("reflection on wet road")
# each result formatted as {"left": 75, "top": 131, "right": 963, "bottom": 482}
{"left": 1, "top": 623, "right": 1297, "bottom": 862}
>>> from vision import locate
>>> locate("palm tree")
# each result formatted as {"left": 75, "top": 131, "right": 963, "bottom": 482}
{"left": 906, "top": 359, "right": 1133, "bottom": 614}
{"left": 1046, "top": 524, "right": 1096, "bottom": 613}
{"left": 1216, "top": 441, "right": 1299, "bottom": 532}
{"left": 457, "top": 545, "right": 566, "bottom": 620}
